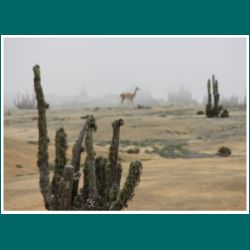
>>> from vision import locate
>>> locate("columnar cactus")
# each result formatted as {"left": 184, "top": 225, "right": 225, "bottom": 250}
{"left": 33, "top": 65, "right": 51, "bottom": 209}
{"left": 205, "top": 74, "right": 227, "bottom": 117}
{"left": 51, "top": 128, "right": 68, "bottom": 209}
{"left": 33, "top": 65, "right": 143, "bottom": 211}
{"left": 110, "top": 160, "right": 143, "bottom": 210}
{"left": 206, "top": 79, "right": 212, "bottom": 115}
{"left": 212, "top": 75, "right": 220, "bottom": 115}
{"left": 52, "top": 128, "right": 68, "bottom": 195}
{"left": 81, "top": 116, "right": 99, "bottom": 209}
{"left": 70, "top": 116, "right": 88, "bottom": 202}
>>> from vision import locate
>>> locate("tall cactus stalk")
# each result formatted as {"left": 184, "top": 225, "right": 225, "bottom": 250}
{"left": 206, "top": 79, "right": 212, "bottom": 115}
{"left": 70, "top": 119, "right": 88, "bottom": 203}
{"left": 108, "top": 119, "right": 123, "bottom": 202}
{"left": 33, "top": 65, "right": 51, "bottom": 209}
{"left": 33, "top": 65, "right": 143, "bottom": 211}
{"left": 206, "top": 74, "right": 225, "bottom": 118}
{"left": 52, "top": 128, "right": 67, "bottom": 195}
{"left": 82, "top": 115, "right": 99, "bottom": 209}
{"left": 57, "top": 165, "right": 74, "bottom": 210}
{"left": 51, "top": 128, "right": 68, "bottom": 209}
{"left": 212, "top": 75, "right": 220, "bottom": 116}
{"left": 110, "top": 160, "right": 143, "bottom": 210}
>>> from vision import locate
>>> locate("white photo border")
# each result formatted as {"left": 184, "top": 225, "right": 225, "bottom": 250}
{"left": 1, "top": 35, "right": 249, "bottom": 214}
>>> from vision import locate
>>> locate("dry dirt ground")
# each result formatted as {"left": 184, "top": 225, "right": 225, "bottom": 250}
{"left": 3, "top": 105, "right": 247, "bottom": 211}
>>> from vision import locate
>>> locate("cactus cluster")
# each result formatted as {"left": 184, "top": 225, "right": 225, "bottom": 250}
{"left": 33, "top": 65, "right": 143, "bottom": 211}
{"left": 205, "top": 75, "right": 229, "bottom": 118}
{"left": 14, "top": 92, "right": 36, "bottom": 109}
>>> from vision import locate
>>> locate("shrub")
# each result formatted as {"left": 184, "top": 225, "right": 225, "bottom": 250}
{"left": 217, "top": 147, "right": 231, "bottom": 157}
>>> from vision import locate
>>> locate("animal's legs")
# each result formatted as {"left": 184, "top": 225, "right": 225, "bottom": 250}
{"left": 121, "top": 97, "right": 125, "bottom": 104}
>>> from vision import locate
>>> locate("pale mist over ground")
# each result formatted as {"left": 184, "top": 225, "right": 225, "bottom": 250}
{"left": 3, "top": 36, "right": 247, "bottom": 109}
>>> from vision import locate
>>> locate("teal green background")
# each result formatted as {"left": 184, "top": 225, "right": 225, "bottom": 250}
{"left": 0, "top": 0, "right": 249, "bottom": 249}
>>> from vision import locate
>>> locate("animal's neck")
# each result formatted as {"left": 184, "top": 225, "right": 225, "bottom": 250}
{"left": 133, "top": 89, "right": 137, "bottom": 97}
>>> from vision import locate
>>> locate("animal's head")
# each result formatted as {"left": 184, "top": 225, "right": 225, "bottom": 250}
{"left": 135, "top": 87, "right": 140, "bottom": 91}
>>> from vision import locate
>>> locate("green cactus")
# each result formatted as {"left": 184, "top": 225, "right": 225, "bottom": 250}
{"left": 50, "top": 128, "right": 68, "bottom": 209}
{"left": 81, "top": 115, "right": 99, "bottom": 209}
{"left": 52, "top": 128, "right": 67, "bottom": 194}
{"left": 55, "top": 165, "right": 74, "bottom": 210}
{"left": 205, "top": 79, "right": 212, "bottom": 116}
{"left": 109, "top": 160, "right": 143, "bottom": 210}
{"left": 33, "top": 64, "right": 51, "bottom": 209}
{"left": 206, "top": 74, "right": 226, "bottom": 118}
{"left": 71, "top": 116, "right": 89, "bottom": 203}
{"left": 33, "top": 65, "right": 143, "bottom": 211}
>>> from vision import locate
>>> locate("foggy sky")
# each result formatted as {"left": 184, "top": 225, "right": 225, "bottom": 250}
{"left": 3, "top": 36, "right": 247, "bottom": 103}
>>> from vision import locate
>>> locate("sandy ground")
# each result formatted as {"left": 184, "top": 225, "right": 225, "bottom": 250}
{"left": 3, "top": 105, "right": 247, "bottom": 211}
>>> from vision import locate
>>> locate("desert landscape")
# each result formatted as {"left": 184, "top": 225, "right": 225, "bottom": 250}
{"left": 4, "top": 104, "right": 246, "bottom": 211}
{"left": 3, "top": 36, "right": 247, "bottom": 212}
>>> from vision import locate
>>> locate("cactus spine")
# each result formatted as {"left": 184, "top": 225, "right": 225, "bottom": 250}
{"left": 33, "top": 65, "right": 143, "bottom": 211}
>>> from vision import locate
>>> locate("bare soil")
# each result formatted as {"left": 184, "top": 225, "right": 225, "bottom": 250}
{"left": 3, "top": 105, "right": 247, "bottom": 211}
